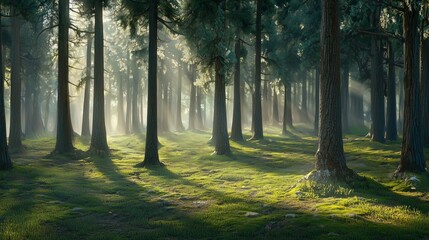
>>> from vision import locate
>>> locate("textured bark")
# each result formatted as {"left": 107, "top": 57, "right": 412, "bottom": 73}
{"left": 421, "top": 38, "right": 429, "bottom": 145}
{"left": 90, "top": 0, "right": 109, "bottom": 153}
{"left": 196, "top": 87, "right": 204, "bottom": 129}
{"left": 176, "top": 62, "right": 184, "bottom": 131}
{"left": 251, "top": 0, "right": 263, "bottom": 140}
{"left": 301, "top": 74, "right": 308, "bottom": 119}
{"left": 341, "top": 64, "right": 349, "bottom": 133}
{"left": 314, "top": 68, "right": 320, "bottom": 136}
{"left": 272, "top": 84, "right": 279, "bottom": 125}
{"left": 160, "top": 61, "right": 170, "bottom": 132}
{"left": 396, "top": 1, "right": 426, "bottom": 174}
{"left": 9, "top": 13, "right": 22, "bottom": 151}
{"left": 212, "top": 58, "right": 231, "bottom": 154}
{"left": 231, "top": 39, "right": 243, "bottom": 141}
{"left": 54, "top": 0, "right": 74, "bottom": 154}
{"left": 386, "top": 42, "right": 397, "bottom": 141}
{"left": 370, "top": 8, "right": 385, "bottom": 143}
{"left": 142, "top": 0, "right": 161, "bottom": 166}
{"left": 398, "top": 69, "right": 404, "bottom": 132}
{"left": 0, "top": 13, "right": 12, "bottom": 170}
{"left": 131, "top": 55, "right": 141, "bottom": 133}
{"left": 115, "top": 57, "right": 125, "bottom": 134}
{"left": 188, "top": 65, "right": 196, "bottom": 130}
{"left": 24, "top": 81, "right": 33, "bottom": 137}
{"left": 315, "top": 0, "right": 353, "bottom": 179}
{"left": 82, "top": 28, "right": 92, "bottom": 137}
{"left": 282, "top": 82, "right": 293, "bottom": 135}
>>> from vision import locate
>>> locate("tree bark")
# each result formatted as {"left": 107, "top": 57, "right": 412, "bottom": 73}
{"left": 196, "top": 87, "right": 204, "bottom": 129}
{"left": 0, "top": 13, "right": 12, "bottom": 170}
{"left": 370, "top": 8, "right": 385, "bottom": 143}
{"left": 176, "top": 61, "right": 184, "bottom": 131}
{"left": 54, "top": 0, "right": 74, "bottom": 154}
{"left": 231, "top": 39, "right": 243, "bottom": 141}
{"left": 131, "top": 55, "right": 141, "bottom": 133}
{"left": 282, "top": 82, "right": 293, "bottom": 135}
{"left": 188, "top": 64, "right": 196, "bottom": 130}
{"left": 315, "top": 0, "right": 353, "bottom": 179}
{"left": 251, "top": 0, "right": 263, "bottom": 140}
{"left": 386, "top": 41, "right": 397, "bottom": 141}
{"left": 9, "top": 12, "right": 22, "bottom": 151}
{"left": 314, "top": 68, "right": 320, "bottom": 135}
{"left": 396, "top": 1, "right": 426, "bottom": 174}
{"left": 90, "top": 0, "right": 109, "bottom": 153}
{"left": 272, "top": 84, "right": 279, "bottom": 125}
{"left": 301, "top": 73, "right": 308, "bottom": 119}
{"left": 142, "top": 0, "right": 161, "bottom": 166}
{"left": 341, "top": 64, "right": 349, "bottom": 133}
{"left": 125, "top": 50, "right": 131, "bottom": 134}
{"left": 421, "top": 38, "right": 429, "bottom": 145}
{"left": 82, "top": 27, "right": 92, "bottom": 137}
{"left": 213, "top": 57, "right": 231, "bottom": 154}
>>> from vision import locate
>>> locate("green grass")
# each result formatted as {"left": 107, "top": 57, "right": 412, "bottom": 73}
{"left": 1, "top": 127, "right": 429, "bottom": 240}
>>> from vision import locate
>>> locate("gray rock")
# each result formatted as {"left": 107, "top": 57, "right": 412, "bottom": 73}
{"left": 285, "top": 213, "right": 297, "bottom": 218}
{"left": 245, "top": 212, "right": 260, "bottom": 218}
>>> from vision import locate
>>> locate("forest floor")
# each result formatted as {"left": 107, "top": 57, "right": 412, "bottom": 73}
{"left": 1, "top": 125, "right": 429, "bottom": 240}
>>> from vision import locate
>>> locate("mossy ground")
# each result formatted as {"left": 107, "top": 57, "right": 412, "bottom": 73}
{"left": 1, "top": 126, "right": 429, "bottom": 239}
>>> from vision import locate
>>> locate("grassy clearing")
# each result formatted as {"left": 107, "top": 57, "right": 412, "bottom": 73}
{"left": 1, "top": 127, "right": 429, "bottom": 239}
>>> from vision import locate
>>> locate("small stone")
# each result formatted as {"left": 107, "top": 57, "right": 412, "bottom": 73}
{"left": 71, "top": 207, "right": 83, "bottom": 212}
{"left": 48, "top": 200, "right": 62, "bottom": 204}
{"left": 285, "top": 213, "right": 297, "bottom": 218}
{"left": 245, "top": 212, "right": 260, "bottom": 218}
{"left": 347, "top": 213, "right": 357, "bottom": 218}
{"left": 328, "top": 232, "right": 340, "bottom": 236}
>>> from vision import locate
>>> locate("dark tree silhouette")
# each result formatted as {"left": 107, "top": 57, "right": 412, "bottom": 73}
{"left": 54, "top": 0, "right": 75, "bottom": 154}
{"left": 82, "top": 24, "right": 93, "bottom": 137}
{"left": 90, "top": 0, "right": 109, "bottom": 154}
{"left": 396, "top": 0, "right": 426, "bottom": 175}
{"left": 251, "top": 0, "right": 263, "bottom": 140}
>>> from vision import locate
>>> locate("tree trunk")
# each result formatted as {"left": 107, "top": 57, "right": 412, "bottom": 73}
{"left": 54, "top": 0, "right": 74, "bottom": 154}
{"left": 176, "top": 61, "right": 184, "bottom": 131}
{"left": 81, "top": 28, "right": 92, "bottom": 137}
{"left": 213, "top": 57, "right": 231, "bottom": 154}
{"left": 196, "top": 87, "right": 204, "bottom": 129}
{"left": 9, "top": 12, "right": 22, "bottom": 151}
{"left": 314, "top": 68, "right": 320, "bottom": 135}
{"left": 386, "top": 41, "right": 397, "bottom": 141}
{"left": 282, "top": 81, "right": 293, "bottom": 135}
{"left": 24, "top": 82, "right": 33, "bottom": 137}
{"left": 341, "top": 64, "right": 349, "bottom": 133}
{"left": 396, "top": 1, "right": 426, "bottom": 174}
{"left": 398, "top": 69, "right": 404, "bottom": 132}
{"left": 162, "top": 65, "right": 170, "bottom": 132}
{"left": 125, "top": 50, "right": 131, "bottom": 134}
{"left": 189, "top": 65, "right": 196, "bottom": 130}
{"left": 142, "top": 0, "right": 161, "bottom": 166}
{"left": 421, "top": 38, "right": 429, "bottom": 145}
{"left": 131, "top": 55, "right": 141, "bottom": 133}
{"left": 90, "top": 0, "right": 109, "bottom": 153}
{"left": 315, "top": 0, "right": 353, "bottom": 179}
{"left": 370, "top": 8, "right": 385, "bottom": 143}
{"left": 251, "top": 0, "right": 263, "bottom": 140}
{"left": 116, "top": 60, "right": 125, "bottom": 134}
{"left": 231, "top": 39, "right": 243, "bottom": 141}
{"left": 301, "top": 73, "right": 308, "bottom": 119}
{"left": 272, "top": 84, "right": 279, "bottom": 125}
{"left": 0, "top": 13, "right": 12, "bottom": 170}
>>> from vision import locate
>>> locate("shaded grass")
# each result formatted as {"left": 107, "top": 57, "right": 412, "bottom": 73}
{"left": 0, "top": 127, "right": 428, "bottom": 239}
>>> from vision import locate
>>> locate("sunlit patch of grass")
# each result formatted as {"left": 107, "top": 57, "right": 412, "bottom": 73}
{"left": 1, "top": 127, "right": 429, "bottom": 239}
